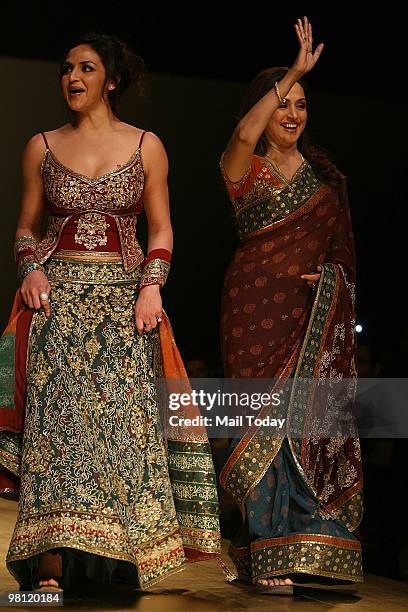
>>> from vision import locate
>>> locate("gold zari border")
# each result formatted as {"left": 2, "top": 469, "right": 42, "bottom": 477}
{"left": 6, "top": 510, "right": 187, "bottom": 589}
{"left": 54, "top": 249, "right": 122, "bottom": 262}
{"left": 45, "top": 257, "right": 141, "bottom": 285}
{"left": 230, "top": 534, "right": 363, "bottom": 583}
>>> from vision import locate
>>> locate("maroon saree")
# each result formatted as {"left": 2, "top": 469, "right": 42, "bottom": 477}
{"left": 219, "top": 154, "right": 363, "bottom": 583}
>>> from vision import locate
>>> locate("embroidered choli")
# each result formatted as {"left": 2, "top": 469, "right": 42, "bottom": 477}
{"left": 220, "top": 154, "right": 323, "bottom": 240}
{"left": 36, "top": 143, "right": 145, "bottom": 271}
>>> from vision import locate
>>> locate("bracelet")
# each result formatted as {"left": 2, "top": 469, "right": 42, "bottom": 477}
{"left": 14, "top": 235, "right": 38, "bottom": 262}
{"left": 17, "top": 254, "right": 45, "bottom": 282}
{"left": 139, "top": 249, "right": 172, "bottom": 290}
{"left": 274, "top": 81, "right": 287, "bottom": 105}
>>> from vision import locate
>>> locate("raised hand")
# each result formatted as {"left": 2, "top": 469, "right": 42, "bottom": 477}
{"left": 292, "top": 16, "right": 324, "bottom": 76}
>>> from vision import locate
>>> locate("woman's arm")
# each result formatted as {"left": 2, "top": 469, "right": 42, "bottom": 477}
{"left": 134, "top": 132, "right": 173, "bottom": 335}
{"left": 16, "top": 134, "right": 52, "bottom": 317}
{"left": 222, "top": 16, "right": 324, "bottom": 182}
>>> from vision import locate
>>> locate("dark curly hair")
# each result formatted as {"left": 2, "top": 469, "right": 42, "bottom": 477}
{"left": 60, "top": 32, "right": 146, "bottom": 115}
{"left": 240, "top": 67, "right": 347, "bottom": 199}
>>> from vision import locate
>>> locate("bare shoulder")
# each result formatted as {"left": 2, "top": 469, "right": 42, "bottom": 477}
{"left": 22, "top": 133, "right": 48, "bottom": 169}
{"left": 140, "top": 131, "right": 167, "bottom": 166}
{"left": 142, "top": 133, "right": 168, "bottom": 179}
{"left": 41, "top": 124, "right": 72, "bottom": 142}
{"left": 27, "top": 124, "right": 72, "bottom": 155}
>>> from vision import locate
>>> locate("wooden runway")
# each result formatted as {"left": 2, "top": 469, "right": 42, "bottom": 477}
{"left": 1, "top": 498, "right": 407, "bottom": 611}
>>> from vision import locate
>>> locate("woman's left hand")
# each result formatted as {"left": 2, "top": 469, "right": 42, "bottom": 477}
{"left": 134, "top": 285, "right": 163, "bottom": 335}
{"left": 301, "top": 265, "right": 322, "bottom": 289}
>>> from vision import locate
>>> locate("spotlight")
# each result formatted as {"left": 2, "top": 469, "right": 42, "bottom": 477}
{"left": 355, "top": 324, "right": 363, "bottom": 333}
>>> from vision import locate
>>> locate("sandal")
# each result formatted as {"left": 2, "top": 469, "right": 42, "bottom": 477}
{"left": 255, "top": 583, "right": 293, "bottom": 595}
{"left": 255, "top": 578, "right": 294, "bottom": 596}
{"left": 286, "top": 574, "right": 357, "bottom": 593}
{"left": 291, "top": 580, "right": 357, "bottom": 593}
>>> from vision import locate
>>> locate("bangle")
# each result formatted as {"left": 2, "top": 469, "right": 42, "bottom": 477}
{"left": 274, "top": 81, "right": 287, "bottom": 105}
{"left": 17, "top": 254, "right": 45, "bottom": 282}
{"left": 139, "top": 249, "right": 172, "bottom": 290}
{"left": 14, "top": 235, "right": 38, "bottom": 262}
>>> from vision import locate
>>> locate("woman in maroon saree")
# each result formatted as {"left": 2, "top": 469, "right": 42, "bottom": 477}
{"left": 219, "top": 17, "right": 363, "bottom": 594}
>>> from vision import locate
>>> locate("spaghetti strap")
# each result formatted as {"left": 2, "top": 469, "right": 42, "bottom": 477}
{"left": 41, "top": 132, "right": 49, "bottom": 150}
{"left": 138, "top": 130, "right": 147, "bottom": 149}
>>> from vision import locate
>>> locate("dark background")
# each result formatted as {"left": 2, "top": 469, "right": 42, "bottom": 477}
{"left": 3, "top": 4, "right": 405, "bottom": 365}
{"left": 1, "top": 5, "right": 407, "bottom": 579}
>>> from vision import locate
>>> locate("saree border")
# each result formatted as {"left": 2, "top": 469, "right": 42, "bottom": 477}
{"left": 239, "top": 184, "right": 332, "bottom": 242}
{"left": 287, "top": 263, "right": 363, "bottom": 522}
{"left": 219, "top": 344, "right": 301, "bottom": 514}
{"left": 229, "top": 532, "right": 363, "bottom": 583}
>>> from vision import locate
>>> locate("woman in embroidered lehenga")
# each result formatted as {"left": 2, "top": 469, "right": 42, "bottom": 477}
{"left": 219, "top": 17, "right": 363, "bottom": 595}
{"left": 0, "top": 33, "right": 220, "bottom": 593}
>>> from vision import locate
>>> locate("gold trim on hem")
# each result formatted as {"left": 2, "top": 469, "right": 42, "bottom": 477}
{"left": 6, "top": 530, "right": 188, "bottom": 589}
{"left": 230, "top": 534, "right": 363, "bottom": 583}
{"left": 257, "top": 566, "right": 364, "bottom": 583}
{"left": 53, "top": 249, "right": 122, "bottom": 263}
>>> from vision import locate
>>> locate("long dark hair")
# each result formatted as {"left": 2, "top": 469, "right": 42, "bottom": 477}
{"left": 240, "top": 67, "right": 347, "bottom": 197}
{"left": 60, "top": 32, "right": 146, "bottom": 118}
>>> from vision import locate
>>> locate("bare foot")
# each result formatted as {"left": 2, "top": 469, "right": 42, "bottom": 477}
{"left": 35, "top": 551, "right": 62, "bottom": 590}
{"left": 37, "top": 578, "right": 61, "bottom": 588}
{"left": 257, "top": 577, "right": 293, "bottom": 586}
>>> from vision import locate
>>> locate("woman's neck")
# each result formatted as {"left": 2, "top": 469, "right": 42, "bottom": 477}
{"left": 266, "top": 143, "right": 301, "bottom": 165}
{"left": 72, "top": 103, "right": 119, "bottom": 134}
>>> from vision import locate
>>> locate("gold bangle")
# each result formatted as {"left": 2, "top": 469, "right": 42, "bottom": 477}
{"left": 274, "top": 81, "right": 286, "bottom": 105}
{"left": 139, "top": 258, "right": 171, "bottom": 289}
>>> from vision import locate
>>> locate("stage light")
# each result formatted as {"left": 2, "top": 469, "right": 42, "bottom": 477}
{"left": 355, "top": 324, "right": 363, "bottom": 333}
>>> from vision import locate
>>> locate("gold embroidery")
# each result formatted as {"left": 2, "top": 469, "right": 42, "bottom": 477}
{"left": 37, "top": 146, "right": 145, "bottom": 271}
{"left": 45, "top": 257, "right": 141, "bottom": 285}
{"left": 140, "top": 258, "right": 171, "bottom": 288}
{"left": 17, "top": 254, "right": 45, "bottom": 281}
{"left": 74, "top": 212, "right": 110, "bottom": 250}
{"left": 14, "top": 235, "right": 38, "bottom": 260}
{"left": 337, "top": 491, "right": 363, "bottom": 532}
{"left": 36, "top": 215, "right": 70, "bottom": 264}
{"left": 230, "top": 534, "right": 363, "bottom": 583}
{"left": 115, "top": 216, "right": 144, "bottom": 271}
{"left": 55, "top": 249, "right": 122, "bottom": 262}
{"left": 42, "top": 148, "right": 144, "bottom": 213}
{"left": 7, "top": 273, "right": 187, "bottom": 589}
{"left": 6, "top": 511, "right": 187, "bottom": 589}
{"left": 237, "top": 163, "right": 323, "bottom": 239}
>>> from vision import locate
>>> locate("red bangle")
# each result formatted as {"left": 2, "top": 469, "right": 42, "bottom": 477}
{"left": 144, "top": 248, "right": 172, "bottom": 265}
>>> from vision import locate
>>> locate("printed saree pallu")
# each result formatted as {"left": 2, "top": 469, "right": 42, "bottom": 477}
{"left": 219, "top": 154, "right": 363, "bottom": 583}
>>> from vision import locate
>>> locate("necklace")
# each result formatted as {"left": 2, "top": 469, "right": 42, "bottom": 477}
{"left": 266, "top": 153, "right": 305, "bottom": 190}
